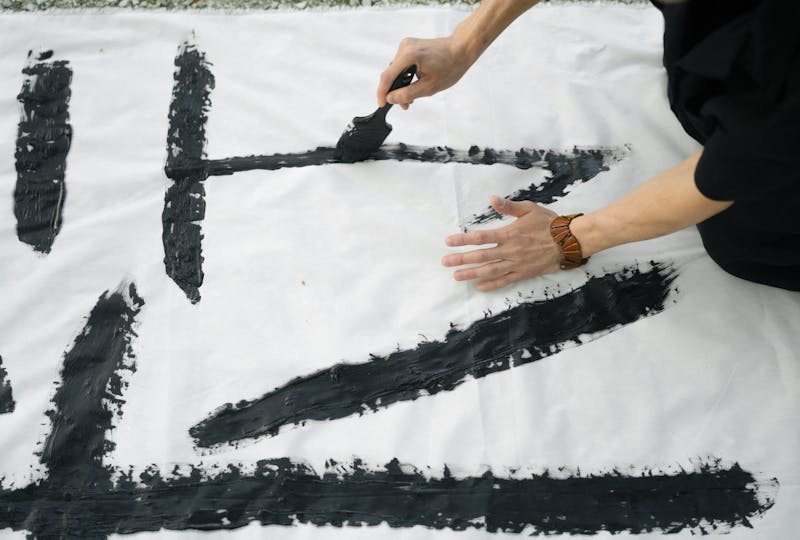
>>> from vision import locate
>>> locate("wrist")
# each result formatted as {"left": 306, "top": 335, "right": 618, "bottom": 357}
{"left": 568, "top": 213, "right": 603, "bottom": 259}
{"left": 450, "top": 25, "right": 483, "bottom": 66}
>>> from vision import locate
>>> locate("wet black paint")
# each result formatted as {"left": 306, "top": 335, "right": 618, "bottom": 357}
{"left": 162, "top": 45, "right": 624, "bottom": 303}
{"left": 0, "top": 355, "right": 14, "bottom": 414}
{"left": 191, "top": 263, "right": 676, "bottom": 447}
{"left": 0, "top": 278, "right": 776, "bottom": 538}
{"left": 0, "top": 457, "right": 776, "bottom": 538}
{"left": 162, "top": 42, "right": 214, "bottom": 304}
{"left": 41, "top": 283, "right": 143, "bottom": 495}
{"left": 333, "top": 64, "right": 416, "bottom": 163}
{"left": 468, "top": 146, "right": 626, "bottom": 225}
{"left": 14, "top": 50, "right": 72, "bottom": 254}
{"left": 201, "top": 143, "right": 621, "bottom": 184}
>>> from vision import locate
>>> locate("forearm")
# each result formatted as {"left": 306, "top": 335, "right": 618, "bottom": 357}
{"left": 453, "top": 0, "right": 541, "bottom": 64}
{"left": 570, "top": 150, "right": 733, "bottom": 257}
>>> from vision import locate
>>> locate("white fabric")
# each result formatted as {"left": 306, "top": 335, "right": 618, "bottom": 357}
{"left": 0, "top": 5, "right": 799, "bottom": 539}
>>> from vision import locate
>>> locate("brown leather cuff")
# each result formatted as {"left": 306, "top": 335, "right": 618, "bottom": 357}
{"left": 550, "top": 213, "right": 588, "bottom": 270}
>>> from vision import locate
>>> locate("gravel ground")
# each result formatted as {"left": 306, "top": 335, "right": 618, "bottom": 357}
{"left": 1, "top": 0, "right": 648, "bottom": 12}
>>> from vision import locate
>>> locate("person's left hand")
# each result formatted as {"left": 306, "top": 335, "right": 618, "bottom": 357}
{"left": 442, "top": 196, "right": 562, "bottom": 291}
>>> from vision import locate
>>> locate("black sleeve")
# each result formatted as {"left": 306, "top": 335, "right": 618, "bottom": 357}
{"left": 695, "top": 89, "right": 800, "bottom": 202}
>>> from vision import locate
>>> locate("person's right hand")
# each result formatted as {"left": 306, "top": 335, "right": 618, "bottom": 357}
{"left": 377, "top": 36, "right": 473, "bottom": 110}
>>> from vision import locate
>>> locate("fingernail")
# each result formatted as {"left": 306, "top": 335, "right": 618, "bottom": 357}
{"left": 387, "top": 95, "right": 396, "bottom": 104}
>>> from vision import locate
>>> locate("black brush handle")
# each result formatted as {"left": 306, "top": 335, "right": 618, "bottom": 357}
{"left": 377, "top": 65, "right": 417, "bottom": 120}
{"left": 388, "top": 64, "right": 417, "bottom": 92}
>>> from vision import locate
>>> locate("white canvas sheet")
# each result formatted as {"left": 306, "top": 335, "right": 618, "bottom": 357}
{"left": 0, "top": 4, "right": 799, "bottom": 539}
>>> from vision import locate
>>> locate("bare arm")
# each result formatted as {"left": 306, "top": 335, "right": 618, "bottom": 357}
{"left": 570, "top": 150, "right": 732, "bottom": 257}
{"left": 377, "top": 0, "right": 541, "bottom": 108}
{"left": 452, "top": 0, "right": 542, "bottom": 65}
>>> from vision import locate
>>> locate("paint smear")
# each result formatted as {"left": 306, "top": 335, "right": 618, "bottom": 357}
{"left": 0, "top": 355, "right": 15, "bottom": 414}
{"left": 0, "top": 458, "right": 774, "bottom": 538}
{"left": 163, "top": 42, "right": 214, "bottom": 304}
{"left": 14, "top": 50, "right": 72, "bottom": 254}
{"left": 468, "top": 146, "right": 628, "bottom": 225}
{"left": 41, "top": 282, "right": 143, "bottom": 494}
{"left": 0, "top": 278, "right": 776, "bottom": 538}
{"left": 191, "top": 263, "right": 676, "bottom": 447}
{"left": 162, "top": 43, "right": 625, "bottom": 303}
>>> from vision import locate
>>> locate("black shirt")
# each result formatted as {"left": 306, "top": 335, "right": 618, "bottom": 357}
{"left": 651, "top": 0, "right": 800, "bottom": 291}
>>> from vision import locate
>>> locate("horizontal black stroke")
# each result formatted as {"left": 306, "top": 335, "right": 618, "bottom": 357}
{"left": 191, "top": 263, "right": 676, "bottom": 448}
{"left": 14, "top": 50, "right": 72, "bottom": 254}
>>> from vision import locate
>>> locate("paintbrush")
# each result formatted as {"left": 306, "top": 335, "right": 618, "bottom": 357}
{"left": 334, "top": 65, "right": 417, "bottom": 163}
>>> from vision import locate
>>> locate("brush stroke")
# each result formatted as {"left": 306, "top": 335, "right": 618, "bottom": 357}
{"left": 162, "top": 42, "right": 214, "bottom": 304}
{"left": 0, "top": 457, "right": 776, "bottom": 538}
{"left": 14, "top": 50, "right": 72, "bottom": 254}
{"left": 0, "top": 279, "right": 776, "bottom": 538}
{"left": 468, "top": 146, "right": 627, "bottom": 225}
{"left": 41, "top": 282, "right": 143, "bottom": 495}
{"left": 191, "top": 263, "right": 676, "bottom": 447}
{"left": 200, "top": 144, "right": 622, "bottom": 190}
{"left": 0, "top": 355, "right": 14, "bottom": 414}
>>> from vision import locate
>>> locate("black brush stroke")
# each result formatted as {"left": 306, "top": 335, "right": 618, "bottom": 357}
{"left": 200, "top": 143, "right": 620, "bottom": 183}
{"left": 0, "top": 355, "right": 15, "bottom": 414}
{"left": 163, "top": 42, "right": 214, "bottom": 304}
{"left": 14, "top": 50, "right": 72, "bottom": 254}
{"left": 468, "top": 146, "right": 626, "bottom": 225}
{"left": 191, "top": 263, "right": 676, "bottom": 448}
{"left": 41, "top": 283, "right": 144, "bottom": 495}
{"left": 0, "top": 278, "right": 777, "bottom": 537}
{"left": 0, "top": 458, "right": 777, "bottom": 538}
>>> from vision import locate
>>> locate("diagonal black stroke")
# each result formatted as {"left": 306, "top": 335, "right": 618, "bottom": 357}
{"left": 0, "top": 283, "right": 143, "bottom": 539}
{"left": 190, "top": 263, "right": 676, "bottom": 448}
{"left": 0, "top": 355, "right": 15, "bottom": 414}
{"left": 41, "top": 283, "right": 144, "bottom": 495}
{"left": 0, "top": 275, "right": 777, "bottom": 538}
{"left": 162, "top": 43, "right": 625, "bottom": 304}
{"left": 14, "top": 50, "right": 72, "bottom": 254}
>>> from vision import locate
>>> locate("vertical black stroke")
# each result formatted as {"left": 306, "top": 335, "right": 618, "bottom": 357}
{"left": 0, "top": 355, "right": 15, "bottom": 414}
{"left": 190, "top": 263, "right": 676, "bottom": 448}
{"left": 14, "top": 50, "right": 72, "bottom": 254}
{"left": 163, "top": 42, "right": 214, "bottom": 304}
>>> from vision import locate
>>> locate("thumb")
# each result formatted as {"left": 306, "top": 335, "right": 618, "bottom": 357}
{"left": 387, "top": 80, "right": 431, "bottom": 106}
{"left": 490, "top": 196, "right": 531, "bottom": 218}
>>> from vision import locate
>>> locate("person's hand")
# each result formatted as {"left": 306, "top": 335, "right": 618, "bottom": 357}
{"left": 442, "top": 196, "right": 562, "bottom": 291}
{"left": 377, "top": 36, "right": 473, "bottom": 110}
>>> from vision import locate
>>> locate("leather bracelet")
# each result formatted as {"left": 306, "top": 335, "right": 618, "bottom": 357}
{"left": 550, "top": 213, "right": 588, "bottom": 270}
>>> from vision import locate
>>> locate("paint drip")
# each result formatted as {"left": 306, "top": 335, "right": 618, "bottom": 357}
{"left": 14, "top": 50, "right": 72, "bottom": 254}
